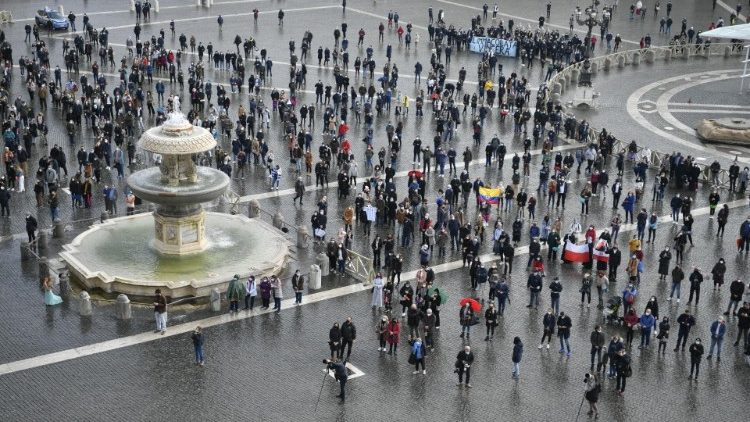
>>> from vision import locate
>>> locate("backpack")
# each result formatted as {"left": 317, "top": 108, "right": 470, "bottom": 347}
{"left": 625, "top": 292, "right": 634, "bottom": 305}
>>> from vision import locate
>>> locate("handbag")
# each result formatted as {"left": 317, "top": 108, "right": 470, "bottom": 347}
{"left": 408, "top": 353, "right": 416, "bottom": 365}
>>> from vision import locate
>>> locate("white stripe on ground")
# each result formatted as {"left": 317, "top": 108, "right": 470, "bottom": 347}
{"left": 235, "top": 143, "right": 583, "bottom": 202}
{"left": 435, "top": 0, "right": 641, "bottom": 46}
{"left": 668, "top": 103, "right": 750, "bottom": 110}
{"left": 717, "top": 0, "right": 747, "bottom": 22}
{"left": 0, "top": 198, "right": 745, "bottom": 376}
{"left": 13, "top": 0, "right": 271, "bottom": 22}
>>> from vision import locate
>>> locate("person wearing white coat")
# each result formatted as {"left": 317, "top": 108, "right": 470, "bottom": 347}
{"left": 371, "top": 273, "right": 384, "bottom": 309}
{"left": 244, "top": 276, "right": 257, "bottom": 310}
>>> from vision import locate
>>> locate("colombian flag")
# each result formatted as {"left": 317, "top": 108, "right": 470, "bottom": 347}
{"left": 478, "top": 186, "right": 502, "bottom": 205}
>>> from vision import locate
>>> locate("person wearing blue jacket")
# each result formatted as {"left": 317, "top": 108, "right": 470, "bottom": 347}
{"left": 707, "top": 317, "right": 727, "bottom": 361}
{"left": 511, "top": 337, "right": 524, "bottom": 379}
{"left": 621, "top": 191, "right": 636, "bottom": 223}
{"left": 639, "top": 309, "right": 656, "bottom": 349}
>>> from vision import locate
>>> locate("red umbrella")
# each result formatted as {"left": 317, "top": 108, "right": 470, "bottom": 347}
{"left": 459, "top": 297, "right": 482, "bottom": 312}
{"left": 407, "top": 170, "right": 423, "bottom": 179}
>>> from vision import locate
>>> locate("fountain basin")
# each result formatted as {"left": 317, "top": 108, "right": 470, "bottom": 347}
{"left": 59, "top": 212, "right": 291, "bottom": 298}
{"left": 127, "top": 166, "right": 230, "bottom": 206}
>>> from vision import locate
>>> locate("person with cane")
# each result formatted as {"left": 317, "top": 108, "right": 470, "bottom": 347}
{"left": 322, "top": 359, "right": 348, "bottom": 403}
{"left": 583, "top": 372, "right": 601, "bottom": 419}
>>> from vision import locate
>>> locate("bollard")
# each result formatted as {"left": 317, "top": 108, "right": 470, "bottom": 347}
{"left": 272, "top": 212, "right": 283, "bottom": 229}
{"left": 632, "top": 51, "right": 641, "bottom": 65}
{"left": 316, "top": 252, "right": 330, "bottom": 276}
{"left": 645, "top": 49, "right": 655, "bottom": 63}
{"left": 38, "top": 257, "right": 49, "bottom": 283}
{"left": 590, "top": 62, "right": 598, "bottom": 74}
{"left": 100, "top": 211, "right": 109, "bottom": 223}
{"left": 154, "top": 0, "right": 160, "bottom": 12}
{"left": 20, "top": 241, "right": 31, "bottom": 261}
{"left": 58, "top": 271, "right": 71, "bottom": 298}
{"left": 616, "top": 55, "right": 625, "bottom": 68}
{"left": 248, "top": 199, "right": 260, "bottom": 218}
{"left": 297, "top": 226, "right": 310, "bottom": 248}
{"left": 53, "top": 219, "right": 65, "bottom": 238}
{"left": 37, "top": 230, "right": 48, "bottom": 255}
{"left": 210, "top": 288, "right": 221, "bottom": 312}
{"left": 551, "top": 82, "right": 562, "bottom": 95}
{"left": 309, "top": 264, "right": 322, "bottom": 289}
{"left": 570, "top": 68, "right": 580, "bottom": 85}
{"left": 664, "top": 49, "right": 672, "bottom": 61}
{"left": 603, "top": 57, "right": 611, "bottom": 71}
{"left": 79, "top": 291, "right": 93, "bottom": 316}
{"left": 116, "top": 294, "right": 132, "bottom": 320}
{"left": 725, "top": 45, "right": 732, "bottom": 57}
{"left": 130, "top": 0, "right": 136, "bottom": 12}
{"left": 58, "top": 5, "right": 64, "bottom": 15}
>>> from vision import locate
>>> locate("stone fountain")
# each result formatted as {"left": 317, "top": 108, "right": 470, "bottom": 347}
{"left": 60, "top": 113, "right": 290, "bottom": 298}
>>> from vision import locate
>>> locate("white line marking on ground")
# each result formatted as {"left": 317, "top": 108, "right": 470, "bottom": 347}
{"left": 0, "top": 199, "right": 744, "bottom": 377}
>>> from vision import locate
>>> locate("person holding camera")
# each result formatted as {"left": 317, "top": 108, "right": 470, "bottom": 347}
{"left": 455, "top": 345, "right": 475, "bottom": 387}
{"left": 584, "top": 373, "right": 601, "bottom": 418}
{"left": 688, "top": 338, "right": 704, "bottom": 380}
{"left": 557, "top": 312, "right": 573, "bottom": 356}
{"left": 323, "top": 359, "right": 348, "bottom": 402}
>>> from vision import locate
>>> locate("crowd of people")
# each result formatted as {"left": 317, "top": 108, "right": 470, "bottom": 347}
{"left": 1, "top": 0, "right": 748, "bottom": 414}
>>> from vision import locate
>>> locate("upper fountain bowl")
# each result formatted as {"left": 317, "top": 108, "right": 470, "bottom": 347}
{"left": 138, "top": 112, "right": 217, "bottom": 154}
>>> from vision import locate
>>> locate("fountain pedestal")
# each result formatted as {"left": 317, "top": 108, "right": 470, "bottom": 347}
{"left": 153, "top": 210, "right": 207, "bottom": 255}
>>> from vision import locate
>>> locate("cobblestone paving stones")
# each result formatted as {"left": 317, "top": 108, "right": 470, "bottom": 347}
{"left": 1, "top": 0, "right": 750, "bottom": 419}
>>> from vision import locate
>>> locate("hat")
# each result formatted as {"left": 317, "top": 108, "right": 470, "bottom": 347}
{"left": 233, "top": 274, "right": 239, "bottom": 280}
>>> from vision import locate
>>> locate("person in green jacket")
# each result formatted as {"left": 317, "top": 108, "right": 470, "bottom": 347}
{"left": 226, "top": 274, "right": 246, "bottom": 313}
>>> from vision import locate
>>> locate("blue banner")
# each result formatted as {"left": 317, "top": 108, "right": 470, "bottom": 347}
{"left": 469, "top": 37, "right": 518, "bottom": 57}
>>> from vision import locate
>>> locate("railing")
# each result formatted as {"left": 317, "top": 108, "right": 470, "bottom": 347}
{"left": 547, "top": 42, "right": 744, "bottom": 98}
{"left": 344, "top": 248, "right": 374, "bottom": 286}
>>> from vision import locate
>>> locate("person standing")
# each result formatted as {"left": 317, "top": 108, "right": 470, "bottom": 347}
{"left": 324, "top": 358, "right": 348, "bottom": 402}
{"left": 674, "top": 309, "right": 696, "bottom": 351}
{"left": 244, "top": 276, "right": 257, "bottom": 310}
{"left": 377, "top": 316, "right": 388, "bottom": 352}
{"left": 639, "top": 309, "right": 656, "bottom": 349}
{"left": 511, "top": 337, "right": 523, "bottom": 379}
{"left": 668, "top": 264, "right": 684, "bottom": 302}
{"left": 153, "top": 289, "right": 167, "bottom": 334}
{"left": 340, "top": 317, "right": 357, "bottom": 360}
{"left": 455, "top": 345, "right": 475, "bottom": 387}
{"left": 409, "top": 336, "right": 427, "bottom": 374}
{"left": 226, "top": 275, "right": 244, "bottom": 313}
{"left": 272, "top": 276, "right": 283, "bottom": 312}
{"left": 328, "top": 322, "right": 342, "bottom": 359}
{"left": 590, "top": 325, "right": 605, "bottom": 371}
{"left": 735, "top": 302, "right": 750, "bottom": 347}
{"left": 557, "top": 312, "right": 572, "bottom": 356}
{"left": 292, "top": 270, "right": 304, "bottom": 305}
{"left": 706, "top": 317, "right": 727, "bottom": 361}
{"left": 191, "top": 326, "right": 205, "bottom": 366}
{"left": 25, "top": 214, "right": 38, "bottom": 242}
{"left": 657, "top": 317, "right": 670, "bottom": 354}
{"left": 614, "top": 349, "right": 631, "bottom": 396}
{"left": 484, "top": 303, "right": 498, "bottom": 341}
{"left": 387, "top": 317, "right": 400, "bottom": 354}
{"left": 584, "top": 373, "right": 601, "bottom": 418}
{"left": 459, "top": 303, "right": 474, "bottom": 338}
{"left": 687, "top": 267, "right": 703, "bottom": 305}
{"left": 539, "top": 308, "right": 556, "bottom": 349}
{"left": 688, "top": 338, "right": 704, "bottom": 380}
{"left": 371, "top": 273, "right": 384, "bottom": 310}
{"left": 259, "top": 277, "right": 272, "bottom": 309}
{"left": 725, "top": 279, "right": 745, "bottom": 316}
{"left": 549, "top": 277, "right": 563, "bottom": 314}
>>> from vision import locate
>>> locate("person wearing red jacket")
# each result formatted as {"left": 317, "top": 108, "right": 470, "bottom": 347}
{"left": 623, "top": 309, "right": 639, "bottom": 347}
{"left": 387, "top": 317, "right": 400, "bottom": 354}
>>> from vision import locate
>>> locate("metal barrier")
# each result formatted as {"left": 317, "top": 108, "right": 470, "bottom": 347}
{"left": 548, "top": 42, "right": 744, "bottom": 98}
{"left": 345, "top": 248, "right": 374, "bottom": 286}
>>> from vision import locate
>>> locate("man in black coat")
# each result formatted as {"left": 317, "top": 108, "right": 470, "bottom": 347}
{"left": 25, "top": 214, "right": 38, "bottom": 242}
{"left": 455, "top": 345, "right": 475, "bottom": 387}
{"left": 324, "top": 359, "right": 348, "bottom": 402}
{"left": 339, "top": 317, "right": 357, "bottom": 360}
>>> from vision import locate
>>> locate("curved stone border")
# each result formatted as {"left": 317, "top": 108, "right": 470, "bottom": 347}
{"left": 59, "top": 212, "right": 291, "bottom": 298}
{"left": 548, "top": 42, "right": 744, "bottom": 103}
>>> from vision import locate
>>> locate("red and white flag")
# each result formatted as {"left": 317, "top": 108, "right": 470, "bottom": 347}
{"left": 593, "top": 240, "right": 609, "bottom": 263}
{"left": 563, "top": 242, "right": 590, "bottom": 263}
